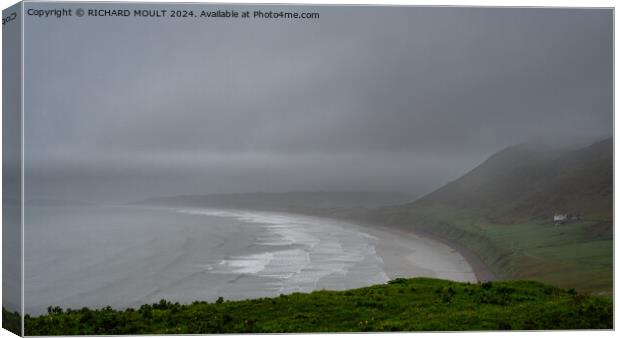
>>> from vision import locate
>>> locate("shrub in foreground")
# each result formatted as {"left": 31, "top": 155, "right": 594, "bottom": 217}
{"left": 24, "top": 278, "right": 612, "bottom": 335}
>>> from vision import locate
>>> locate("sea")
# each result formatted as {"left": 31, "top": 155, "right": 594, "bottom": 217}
{"left": 23, "top": 205, "right": 476, "bottom": 315}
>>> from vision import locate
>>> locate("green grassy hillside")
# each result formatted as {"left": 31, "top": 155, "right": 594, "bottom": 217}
{"left": 23, "top": 278, "right": 612, "bottom": 334}
{"left": 369, "top": 138, "right": 613, "bottom": 294}
{"left": 415, "top": 138, "right": 612, "bottom": 222}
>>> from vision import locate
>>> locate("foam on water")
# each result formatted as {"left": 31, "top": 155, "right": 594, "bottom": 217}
{"left": 219, "top": 252, "right": 274, "bottom": 274}
{"left": 24, "top": 205, "right": 476, "bottom": 315}
{"left": 175, "top": 208, "right": 388, "bottom": 293}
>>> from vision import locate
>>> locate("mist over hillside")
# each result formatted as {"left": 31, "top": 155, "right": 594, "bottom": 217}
{"left": 369, "top": 137, "right": 612, "bottom": 293}
{"left": 409, "top": 137, "right": 612, "bottom": 223}
{"left": 142, "top": 137, "right": 612, "bottom": 226}
{"left": 24, "top": 7, "right": 612, "bottom": 205}
{"left": 135, "top": 137, "right": 613, "bottom": 293}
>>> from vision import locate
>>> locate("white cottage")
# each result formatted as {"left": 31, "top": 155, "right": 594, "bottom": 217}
{"left": 553, "top": 214, "right": 568, "bottom": 224}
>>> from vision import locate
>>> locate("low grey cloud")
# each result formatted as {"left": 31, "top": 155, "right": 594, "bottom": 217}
{"left": 22, "top": 5, "right": 612, "bottom": 202}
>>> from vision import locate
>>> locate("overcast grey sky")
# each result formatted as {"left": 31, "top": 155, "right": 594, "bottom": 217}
{"left": 23, "top": 4, "right": 612, "bottom": 203}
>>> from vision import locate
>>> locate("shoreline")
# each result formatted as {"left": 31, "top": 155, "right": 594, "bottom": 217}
{"left": 250, "top": 207, "right": 497, "bottom": 282}
{"left": 27, "top": 204, "right": 495, "bottom": 315}
{"left": 381, "top": 225, "right": 496, "bottom": 282}
{"left": 151, "top": 205, "right": 496, "bottom": 283}
{"left": 261, "top": 208, "right": 498, "bottom": 282}
{"left": 331, "top": 214, "right": 496, "bottom": 283}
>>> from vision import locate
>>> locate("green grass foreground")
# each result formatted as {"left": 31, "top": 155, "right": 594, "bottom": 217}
{"left": 24, "top": 278, "right": 612, "bottom": 335}
{"left": 2, "top": 308, "right": 21, "bottom": 336}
